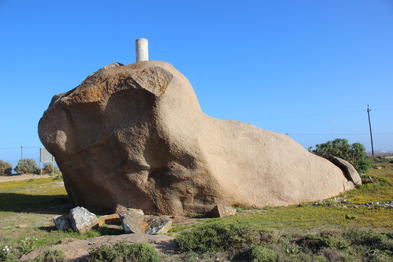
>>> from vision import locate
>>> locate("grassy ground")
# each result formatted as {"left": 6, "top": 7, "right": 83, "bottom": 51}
{"left": 0, "top": 161, "right": 392, "bottom": 261}
{"left": 171, "top": 161, "right": 393, "bottom": 234}
{"left": 0, "top": 177, "right": 103, "bottom": 259}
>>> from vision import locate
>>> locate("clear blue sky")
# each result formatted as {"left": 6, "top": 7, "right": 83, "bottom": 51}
{"left": 1, "top": 0, "right": 392, "bottom": 166}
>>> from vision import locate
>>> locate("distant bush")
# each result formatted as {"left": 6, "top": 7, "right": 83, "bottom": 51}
{"left": 32, "top": 249, "right": 66, "bottom": 262}
{"left": 88, "top": 242, "right": 160, "bottom": 262}
{"left": 0, "top": 160, "right": 12, "bottom": 175}
{"left": 14, "top": 159, "right": 40, "bottom": 174}
{"left": 42, "top": 163, "right": 60, "bottom": 175}
{"left": 309, "top": 138, "right": 371, "bottom": 173}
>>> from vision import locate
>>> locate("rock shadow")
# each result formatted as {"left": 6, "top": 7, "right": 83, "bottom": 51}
{"left": 0, "top": 193, "right": 72, "bottom": 214}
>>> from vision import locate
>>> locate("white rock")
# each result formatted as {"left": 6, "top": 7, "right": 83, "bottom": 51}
{"left": 69, "top": 207, "right": 97, "bottom": 233}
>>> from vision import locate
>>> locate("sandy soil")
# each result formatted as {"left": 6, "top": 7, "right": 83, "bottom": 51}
{"left": 0, "top": 174, "right": 51, "bottom": 183}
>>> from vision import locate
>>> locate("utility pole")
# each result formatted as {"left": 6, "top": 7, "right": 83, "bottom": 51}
{"left": 20, "top": 145, "right": 23, "bottom": 160}
{"left": 367, "top": 105, "right": 375, "bottom": 157}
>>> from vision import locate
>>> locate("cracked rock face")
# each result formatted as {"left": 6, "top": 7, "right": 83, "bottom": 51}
{"left": 39, "top": 61, "right": 355, "bottom": 215}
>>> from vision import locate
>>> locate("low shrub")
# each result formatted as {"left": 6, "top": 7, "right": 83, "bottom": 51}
{"left": 88, "top": 242, "right": 160, "bottom": 262}
{"left": 0, "top": 160, "right": 12, "bottom": 175}
{"left": 319, "top": 248, "right": 344, "bottom": 262}
{"left": 344, "top": 230, "right": 393, "bottom": 252}
{"left": 175, "top": 223, "right": 269, "bottom": 253}
{"left": 31, "top": 249, "right": 66, "bottom": 262}
{"left": 14, "top": 159, "right": 40, "bottom": 174}
{"left": 295, "top": 233, "right": 348, "bottom": 253}
{"left": 248, "top": 246, "right": 277, "bottom": 262}
{"left": 18, "top": 237, "right": 38, "bottom": 255}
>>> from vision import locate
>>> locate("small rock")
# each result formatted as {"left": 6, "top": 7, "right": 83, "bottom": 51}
{"left": 53, "top": 214, "right": 71, "bottom": 231}
{"left": 119, "top": 211, "right": 172, "bottom": 235}
{"left": 334, "top": 198, "right": 343, "bottom": 203}
{"left": 69, "top": 207, "right": 97, "bottom": 233}
{"left": 96, "top": 213, "right": 121, "bottom": 226}
{"left": 116, "top": 206, "right": 144, "bottom": 216}
{"left": 119, "top": 211, "right": 147, "bottom": 234}
{"left": 374, "top": 166, "right": 382, "bottom": 170}
{"left": 145, "top": 216, "right": 172, "bottom": 235}
{"left": 208, "top": 204, "right": 237, "bottom": 217}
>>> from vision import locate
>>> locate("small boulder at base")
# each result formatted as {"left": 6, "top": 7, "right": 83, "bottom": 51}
{"left": 119, "top": 211, "right": 148, "bottom": 234}
{"left": 329, "top": 156, "right": 362, "bottom": 186}
{"left": 53, "top": 214, "right": 71, "bottom": 231}
{"left": 145, "top": 216, "right": 172, "bottom": 235}
{"left": 119, "top": 211, "right": 172, "bottom": 235}
{"left": 208, "top": 204, "right": 237, "bottom": 218}
{"left": 69, "top": 206, "right": 97, "bottom": 233}
{"left": 116, "top": 207, "right": 144, "bottom": 216}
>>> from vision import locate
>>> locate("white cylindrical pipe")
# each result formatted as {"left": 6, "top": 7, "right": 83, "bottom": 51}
{"left": 136, "top": 38, "right": 149, "bottom": 62}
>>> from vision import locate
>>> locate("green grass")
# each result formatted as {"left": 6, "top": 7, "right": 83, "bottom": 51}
{"left": 1, "top": 161, "right": 392, "bottom": 261}
{"left": 171, "top": 162, "right": 393, "bottom": 234}
{"left": 0, "top": 177, "right": 106, "bottom": 261}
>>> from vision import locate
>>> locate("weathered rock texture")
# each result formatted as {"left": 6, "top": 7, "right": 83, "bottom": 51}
{"left": 39, "top": 61, "right": 356, "bottom": 215}
{"left": 69, "top": 206, "right": 97, "bottom": 233}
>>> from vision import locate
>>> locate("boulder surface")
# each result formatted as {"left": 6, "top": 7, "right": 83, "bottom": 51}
{"left": 69, "top": 206, "right": 97, "bottom": 232}
{"left": 329, "top": 156, "right": 362, "bottom": 186}
{"left": 39, "top": 61, "right": 355, "bottom": 215}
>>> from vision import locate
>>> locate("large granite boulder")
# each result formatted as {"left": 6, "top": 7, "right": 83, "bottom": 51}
{"left": 38, "top": 61, "right": 355, "bottom": 215}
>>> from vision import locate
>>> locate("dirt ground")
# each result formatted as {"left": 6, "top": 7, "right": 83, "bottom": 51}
{"left": 0, "top": 174, "right": 51, "bottom": 183}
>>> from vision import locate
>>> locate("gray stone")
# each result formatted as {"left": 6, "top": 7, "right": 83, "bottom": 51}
{"left": 329, "top": 156, "right": 362, "bottom": 186}
{"left": 53, "top": 214, "right": 71, "bottom": 231}
{"left": 119, "top": 211, "right": 172, "bottom": 235}
{"left": 119, "top": 211, "right": 147, "bottom": 234}
{"left": 145, "top": 216, "right": 172, "bottom": 235}
{"left": 208, "top": 204, "right": 237, "bottom": 218}
{"left": 69, "top": 207, "right": 97, "bottom": 233}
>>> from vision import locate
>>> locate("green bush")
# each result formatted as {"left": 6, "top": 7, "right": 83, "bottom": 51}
{"left": 295, "top": 234, "right": 348, "bottom": 253}
{"left": 42, "top": 163, "right": 60, "bottom": 175}
{"left": 175, "top": 223, "right": 268, "bottom": 253}
{"left": 88, "top": 242, "right": 160, "bottom": 262}
{"left": 248, "top": 246, "right": 277, "bottom": 262}
{"left": 31, "top": 249, "right": 66, "bottom": 262}
{"left": 344, "top": 230, "right": 393, "bottom": 252}
{"left": 0, "top": 160, "right": 12, "bottom": 175}
{"left": 309, "top": 138, "right": 371, "bottom": 173}
{"left": 14, "top": 159, "right": 40, "bottom": 174}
